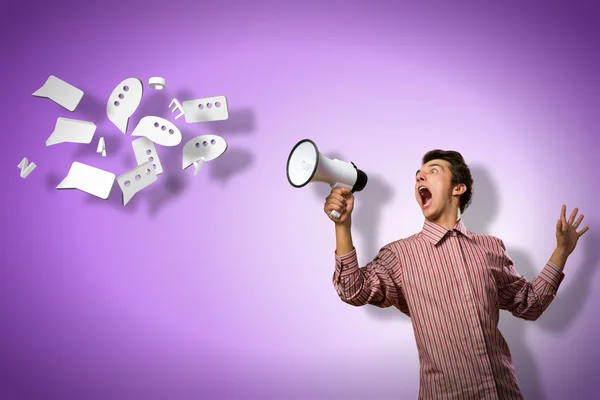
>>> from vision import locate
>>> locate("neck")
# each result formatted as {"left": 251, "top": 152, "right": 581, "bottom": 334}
{"left": 428, "top": 208, "right": 460, "bottom": 231}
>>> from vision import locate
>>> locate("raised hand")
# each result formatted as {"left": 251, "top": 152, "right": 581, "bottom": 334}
{"left": 324, "top": 187, "right": 354, "bottom": 225}
{"left": 556, "top": 205, "right": 589, "bottom": 257}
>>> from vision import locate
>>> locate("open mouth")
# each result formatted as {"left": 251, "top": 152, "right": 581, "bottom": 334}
{"left": 419, "top": 186, "right": 432, "bottom": 208}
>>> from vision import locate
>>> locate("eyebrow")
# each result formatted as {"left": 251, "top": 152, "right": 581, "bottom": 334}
{"left": 416, "top": 163, "right": 444, "bottom": 176}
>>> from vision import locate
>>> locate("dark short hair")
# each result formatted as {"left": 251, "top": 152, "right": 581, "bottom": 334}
{"left": 422, "top": 150, "right": 474, "bottom": 213}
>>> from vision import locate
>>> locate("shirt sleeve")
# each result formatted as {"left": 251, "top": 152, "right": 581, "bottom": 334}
{"left": 495, "top": 239, "right": 565, "bottom": 321}
{"left": 332, "top": 245, "right": 408, "bottom": 312}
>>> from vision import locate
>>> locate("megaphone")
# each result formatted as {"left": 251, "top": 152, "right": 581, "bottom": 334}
{"left": 286, "top": 139, "right": 368, "bottom": 219}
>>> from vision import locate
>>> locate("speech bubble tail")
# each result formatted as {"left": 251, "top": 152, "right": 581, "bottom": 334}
{"left": 117, "top": 118, "right": 128, "bottom": 134}
{"left": 193, "top": 159, "right": 206, "bottom": 175}
{"left": 122, "top": 191, "right": 134, "bottom": 206}
{"left": 110, "top": 116, "right": 129, "bottom": 134}
{"left": 46, "top": 135, "right": 58, "bottom": 146}
{"left": 56, "top": 177, "right": 72, "bottom": 190}
{"left": 32, "top": 87, "right": 46, "bottom": 97}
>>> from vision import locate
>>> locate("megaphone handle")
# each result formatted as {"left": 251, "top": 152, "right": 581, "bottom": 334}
{"left": 330, "top": 182, "right": 352, "bottom": 190}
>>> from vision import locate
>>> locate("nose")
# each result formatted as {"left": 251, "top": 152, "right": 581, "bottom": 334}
{"left": 416, "top": 171, "right": 426, "bottom": 182}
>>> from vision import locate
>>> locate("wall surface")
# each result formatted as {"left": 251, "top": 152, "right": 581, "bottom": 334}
{"left": 1, "top": 1, "right": 599, "bottom": 399}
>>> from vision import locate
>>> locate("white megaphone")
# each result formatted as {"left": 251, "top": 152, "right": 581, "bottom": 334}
{"left": 286, "top": 139, "right": 368, "bottom": 219}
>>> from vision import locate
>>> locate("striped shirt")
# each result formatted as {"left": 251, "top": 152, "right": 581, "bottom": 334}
{"left": 333, "top": 219, "right": 564, "bottom": 399}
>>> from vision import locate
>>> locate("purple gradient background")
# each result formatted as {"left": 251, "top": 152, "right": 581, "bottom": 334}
{"left": 2, "top": 0, "right": 599, "bottom": 398}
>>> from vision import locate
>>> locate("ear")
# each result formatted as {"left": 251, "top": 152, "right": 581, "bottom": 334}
{"left": 453, "top": 184, "right": 467, "bottom": 196}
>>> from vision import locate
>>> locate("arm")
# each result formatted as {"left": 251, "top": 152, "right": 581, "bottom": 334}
{"left": 497, "top": 205, "right": 589, "bottom": 320}
{"left": 333, "top": 244, "right": 404, "bottom": 309}
{"left": 496, "top": 239, "right": 564, "bottom": 321}
{"left": 324, "top": 187, "right": 406, "bottom": 310}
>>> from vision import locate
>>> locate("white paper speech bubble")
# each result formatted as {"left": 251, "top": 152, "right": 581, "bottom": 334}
{"left": 131, "top": 116, "right": 182, "bottom": 147}
{"left": 116, "top": 162, "right": 157, "bottom": 206}
{"left": 182, "top": 96, "right": 229, "bottom": 123}
{"left": 107, "top": 77, "right": 143, "bottom": 134}
{"left": 32, "top": 75, "right": 84, "bottom": 112}
{"left": 97, "top": 137, "right": 106, "bottom": 157}
{"left": 18, "top": 157, "right": 36, "bottom": 178}
{"left": 46, "top": 117, "right": 96, "bottom": 146}
{"left": 132, "top": 137, "right": 163, "bottom": 175}
{"left": 182, "top": 135, "right": 227, "bottom": 175}
{"left": 57, "top": 162, "right": 115, "bottom": 199}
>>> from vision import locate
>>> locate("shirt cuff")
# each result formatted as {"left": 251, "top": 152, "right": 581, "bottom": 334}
{"left": 334, "top": 247, "right": 359, "bottom": 278}
{"left": 539, "top": 261, "right": 565, "bottom": 290}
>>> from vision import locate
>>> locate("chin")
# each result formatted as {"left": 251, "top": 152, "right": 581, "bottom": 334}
{"left": 421, "top": 207, "right": 438, "bottom": 220}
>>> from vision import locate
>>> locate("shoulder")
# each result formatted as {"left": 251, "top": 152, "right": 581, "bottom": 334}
{"left": 468, "top": 231, "right": 505, "bottom": 251}
{"left": 382, "top": 233, "right": 426, "bottom": 253}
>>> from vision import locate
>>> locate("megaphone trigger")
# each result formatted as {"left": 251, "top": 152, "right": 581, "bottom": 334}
{"left": 330, "top": 210, "right": 342, "bottom": 220}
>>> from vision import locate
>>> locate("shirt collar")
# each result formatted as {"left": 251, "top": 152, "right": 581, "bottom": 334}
{"left": 420, "top": 218, "right": 473, "bottom": 245}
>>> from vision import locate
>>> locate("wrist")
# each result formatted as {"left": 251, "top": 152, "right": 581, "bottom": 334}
{"left": 550, "top": 247, "right": 569, "bottom": 270}
{"left": 335, "top": 220, "right": 352, "bottom": 231}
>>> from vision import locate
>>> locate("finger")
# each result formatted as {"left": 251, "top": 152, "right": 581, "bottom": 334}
{"left": 327, "top": 193, "right": 348, "bottom": 203}
{"left": 346, "top": 195, "right": 354, "bottom": 209}
{"left": 325, "top": 203, "right": 344, "bottom": 217}
{"left": 331, "top": 187, "right": 351, "bottom": 196}
{"left": 556, "top": 219, "right": 562, "bottom": 235}
{"left": 330, "top": 187, "right": 345, "bottom": 196}
{"left": 568, "top": 207, "right": 578, "bottom": 225}
{"left": 573, "top": 214, "right": 584, "bottom": 229}
{"left": 560, "top": 205, "right": 567, "bottom": 223}
{"left": 577, "top": 226, "right": 590, "bottom": 236}
{"left": 326, "top": 198, "right": 345, "bottom": 210}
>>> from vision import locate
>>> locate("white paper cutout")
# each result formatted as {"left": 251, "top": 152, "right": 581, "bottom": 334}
{"left": 57, "top": 162, "right": 115, "bottom": 199}
{"left": 107, "top": 77, "right": 143, "bottom": 134}
{"left": 96, "top": 137, "right": 106, "bottom": 157}
{"left": 182, "top": 96, "right": 229, "bottom": 123}
{"left": 116, "top": 162, "right": 157, "bottom": 206}
{"left": 132, "top": 137, "right": 163, "bottom": 175}
{"left": 32, "top": 75, "right": 84, "bottom": 112}
{"left": 46, "top": 117, "right": 96, "bottom": 146}
{"left": 149, "top": 77, "right": 166, "bottom": 90}
{"left": 18, "top": 157, "right": 36, "bottom": 178}
{"left": 131, "top": 116, "right": 182, "bottom": 147}
{"left": 182, "top": 135, "right": 228, "bottom": 175}
{"left": 169, "top": 98, "right": 185, "bottom": 119}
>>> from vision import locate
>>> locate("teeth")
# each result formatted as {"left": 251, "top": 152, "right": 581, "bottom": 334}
{"left": 419, "top": 186, "right": 427, "bottom": 193}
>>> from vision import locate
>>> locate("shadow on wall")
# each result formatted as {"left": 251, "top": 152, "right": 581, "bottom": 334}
{"left": 211, "top": 108, "right": 256, "bottom": 136}
{"left": 74, "top": 89, "right": 107, "bottom": 125}
{"left": 209, "top": 146, "right": 254, "bottom": 184}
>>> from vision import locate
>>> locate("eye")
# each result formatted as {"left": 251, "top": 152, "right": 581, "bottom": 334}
{"left": 431, "top": 168, "right": 437, "bottom": 174}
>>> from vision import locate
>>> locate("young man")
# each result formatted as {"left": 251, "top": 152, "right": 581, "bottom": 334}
{"left": 324, "top": 150, "right": 589, "bottom": 400}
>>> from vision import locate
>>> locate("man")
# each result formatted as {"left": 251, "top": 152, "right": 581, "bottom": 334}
{"left": 324, "top": 149, "right": 589, "bottom": 399}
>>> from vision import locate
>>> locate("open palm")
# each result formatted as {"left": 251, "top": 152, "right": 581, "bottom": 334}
{"left": 556, "top": 205, "right": 589, "bottom": 256}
